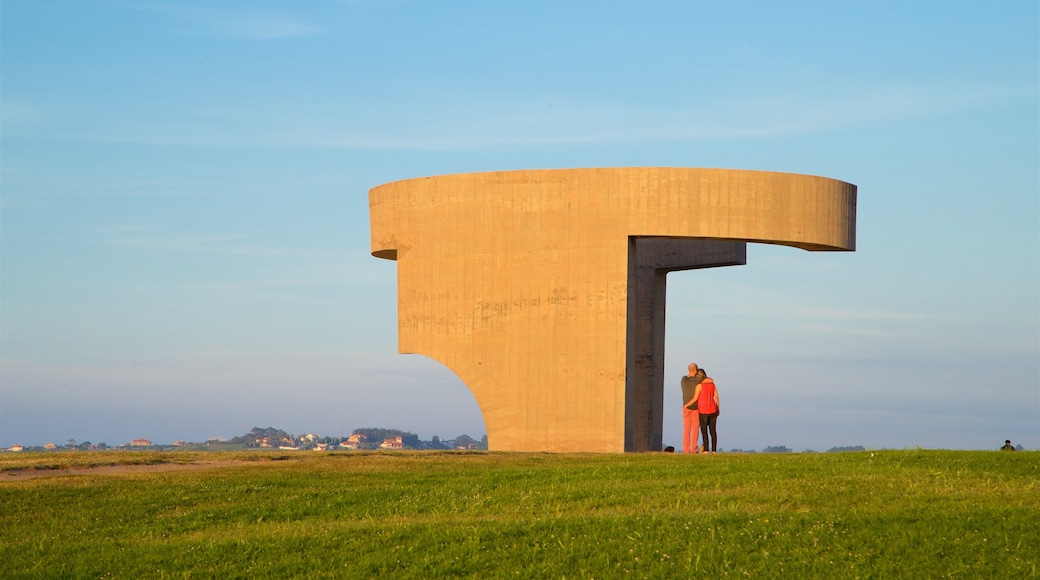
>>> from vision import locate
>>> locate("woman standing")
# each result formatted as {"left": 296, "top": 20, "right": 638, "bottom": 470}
{"left": 694, "top": 372, "right": 720, "bottom": 453}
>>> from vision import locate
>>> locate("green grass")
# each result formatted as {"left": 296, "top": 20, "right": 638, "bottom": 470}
{"left": 1, "top": 450, "right": 1036, "bottom": 578}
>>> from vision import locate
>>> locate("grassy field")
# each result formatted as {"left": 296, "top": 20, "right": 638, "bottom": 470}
{"left": 1, "top": 450, "right": 1036, "bottom": 578}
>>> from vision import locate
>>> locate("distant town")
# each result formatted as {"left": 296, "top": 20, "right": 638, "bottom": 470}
{"left": 1, "top": 425, "right": 943, "bottom": 454}
{"left": 2, "top": 427, "right": 488, "bottom": 453}
{"left": 6, "top": 426, "right": 1027, "bottom": 454}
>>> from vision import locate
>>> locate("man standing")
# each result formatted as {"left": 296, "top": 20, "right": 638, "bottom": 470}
{"left": 681, "top": 363, "right": 705, "bottom": 454}
{"left": 1001, "top": 439, "right": 1016, "bottom": 451}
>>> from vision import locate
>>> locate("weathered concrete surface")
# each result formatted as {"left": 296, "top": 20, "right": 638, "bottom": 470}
{"left": 369, "top": 167, "right": 857, "bottom": 452}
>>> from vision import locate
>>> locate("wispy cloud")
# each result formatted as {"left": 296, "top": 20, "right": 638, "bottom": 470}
{"left": 7, "top": 73, "right": 1031, "bottom": 150}
{"left": 1, "top": 170, "right": 359, "bottom": 200}
{"left": 104, "top": 232, "right": 351, "bottom": 262}
{"left": 119, "top": 3, "right": 321, "bottom": 40}
{"left": 102, "top": 229, "right": 381, "bottom": 274}
{"left": 231, "top": 81, "right": 1029, "bottom": 150}
{"left": 109, "top": 233, "right": 256, "bottom": 254}
{"left": 682, "top": 301, "right": 923, "bottom": 324}
{"left": 0, "top": 99, "right": 48, "bottom": 126}
{"left": 216, "top": 13, "right": 321, "bottom": 40}
{"left": 672, "top": 277, "right": 923, "bottom": 323}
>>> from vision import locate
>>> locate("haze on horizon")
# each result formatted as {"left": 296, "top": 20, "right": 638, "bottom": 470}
{"left": 2, "top": 1, "right": 1037, "bottom": 452}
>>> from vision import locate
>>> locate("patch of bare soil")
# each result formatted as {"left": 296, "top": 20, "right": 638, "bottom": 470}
{"left": 0, "top": 460, "right": 257, "bottom": 481}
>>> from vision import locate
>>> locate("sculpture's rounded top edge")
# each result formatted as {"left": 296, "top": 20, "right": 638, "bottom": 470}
{"left": 369, "top": 167, "right": 856, "bottom": 191}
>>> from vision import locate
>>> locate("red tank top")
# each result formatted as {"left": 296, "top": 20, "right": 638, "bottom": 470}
{"left": 698, "top": 379, "right": 718, "bottom": 414}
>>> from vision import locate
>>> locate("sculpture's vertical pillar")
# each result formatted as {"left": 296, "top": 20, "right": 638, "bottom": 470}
{"left": 625, "top": 238, "right": 747, "bottom": 451}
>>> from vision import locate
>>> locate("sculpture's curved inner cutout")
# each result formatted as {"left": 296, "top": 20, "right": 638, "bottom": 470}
{"left": 369, "top": 168, "right": 856, "bottom": 452}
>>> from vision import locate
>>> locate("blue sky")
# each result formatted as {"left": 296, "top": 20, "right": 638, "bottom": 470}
{"left": 2, "top": 1, "right": 1037, "bottom": 451}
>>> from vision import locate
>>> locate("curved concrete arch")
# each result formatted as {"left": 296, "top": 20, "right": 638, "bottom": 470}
{"left": 369, "top": 168, "right": 856, "bottom": 452}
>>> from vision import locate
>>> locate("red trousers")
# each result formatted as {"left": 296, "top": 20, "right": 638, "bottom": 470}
{"left": 682, "top": 407, "right": 700, "bottom": 453}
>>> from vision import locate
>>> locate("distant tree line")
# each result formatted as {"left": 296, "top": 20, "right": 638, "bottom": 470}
{"left": 731, "top": 445, "right": 868, "bottom": 453}
{"left": 229, "top": 427, "right": 293, "bottom": 447}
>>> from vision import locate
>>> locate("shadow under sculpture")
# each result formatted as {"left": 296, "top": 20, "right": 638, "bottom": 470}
{"left": 368, "top": 168, "right": 857, "bottom": 452}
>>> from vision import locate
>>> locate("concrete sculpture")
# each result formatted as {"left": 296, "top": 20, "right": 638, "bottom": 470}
{"left": 369, "top": 168, "right": 856, "bottom": 452}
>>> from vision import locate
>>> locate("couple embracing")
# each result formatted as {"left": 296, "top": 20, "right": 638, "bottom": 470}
{"left": 680, "top": 363, "right": 720, "bottom": 454}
